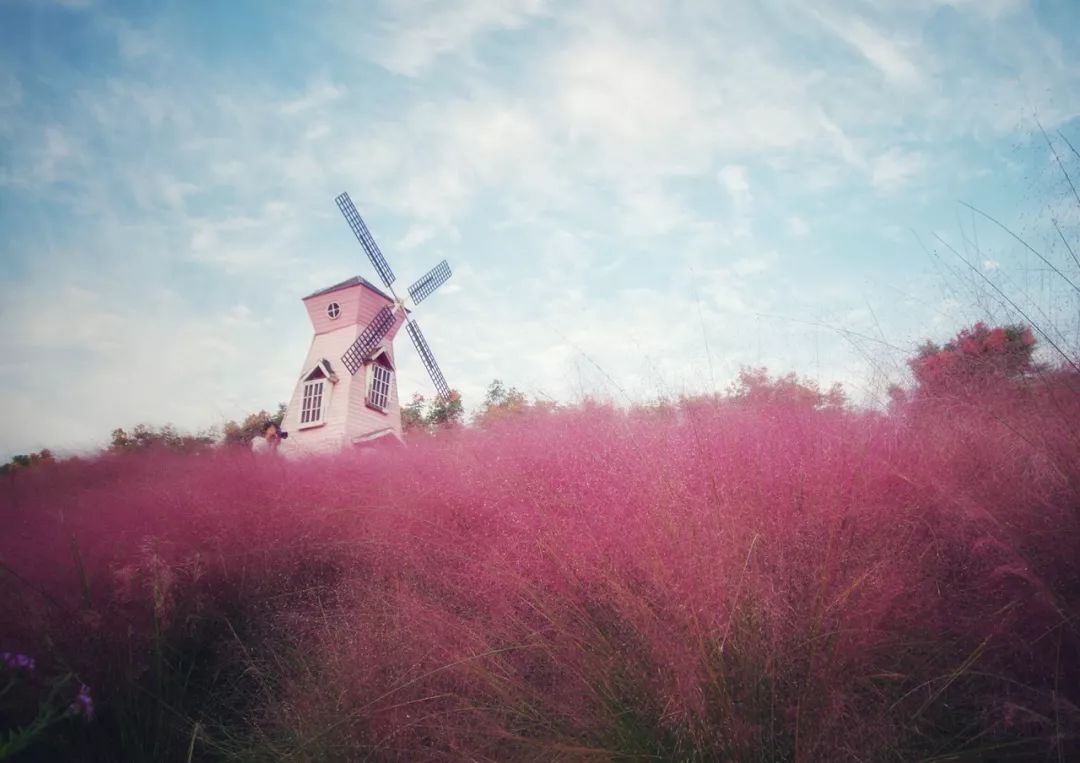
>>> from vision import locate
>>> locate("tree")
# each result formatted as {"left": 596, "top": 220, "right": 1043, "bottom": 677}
{"left": 399, "top": 391, "right": 465, "bottom": 435}
{"left": 1, "top": 449, "right": 55, "bottom": 474}
{"left": 110, "top": 424, "right": 214, "bottom": 454}
{"left": 221, "top": 403, "right": 287, "bottom": 448}
{"left": 473, "top": 379, "right": 528, "bottom": 427}
{"left": 426, "top": 391, "right": 464, "bottom": 429}
{"left": 726, "top": 368, "right": 846, "bottom": 410}
{"left": 400, "top": 393, "right": 429, "bottom": 435}
{"left": 223, "top": 412, "right": 270, "bottom": 447}
{"left": 910, "top": 323, "right": 1035, "bottom": 395}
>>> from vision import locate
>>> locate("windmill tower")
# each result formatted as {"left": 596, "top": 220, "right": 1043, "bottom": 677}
{"left": 280, "top": 192, "right": 454, "bottom": 453}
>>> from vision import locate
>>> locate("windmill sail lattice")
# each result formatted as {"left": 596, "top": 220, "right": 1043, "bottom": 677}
{"left": 334, "top": 192, "right": 454, "bottom": 399}
{"left": 335, "top": 193, "right": 396, "bottom": 289}
{"left": 408, "top": 260, "right": 452, "bottom": 305}
{"left": 405, "top": 321, "right": 450, "bottom": 398}
{"left": 341, "top": 305, "right": 396, "bottom": 375}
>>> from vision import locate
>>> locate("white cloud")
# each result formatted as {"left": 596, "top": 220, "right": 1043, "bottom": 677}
{"left": 937, "top": 0, "right": 1024, "bottom": 21}
{"left": 371, "top": 0, "right": 547, "bottom": 76}
{"left": 871, "top": 148, "right": 927, "bottom": 191}
{"left": 718, "top": 165, "right": 753, "bottom": 211}
{"left": 553, "top": 36, "right": 699, "bottom": 157}
{"left": 618, "top": 185, "right": 694, "bottom": 236}
{"left": 397, "top": 225, "right": 438, "bottom": 250}
{"left": 3, "top": 285, "right": 124, "bottom": 353}
{"left": 187, "top": 204, "right": 305, "bottom": 274}
{"left": 814, "top": 11, "right": 924, "bottom": 88}
{"left": 304, "top": 123, "right": 331, "bottom": 141}
{"left": 102, "top": 17, "right": 156, "bottom": 60}
{"left": 39, "top": 126, "right": 74, "bottom": 172}
{"left": 788, "top": 216, "right": 811, "bottom": 237}
{"left": 0, "top": 276, "right": 303, "bottom": 455}
{"left": 731, "top": 251, "right": 778, "bottom": 277}
{"left": 0, "top": 125, "right": 83, "bottom": 188}
{"left": 279, "top": 81, "right": 344, "bottom": 116}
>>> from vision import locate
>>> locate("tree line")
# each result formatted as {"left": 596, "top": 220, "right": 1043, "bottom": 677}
{"left": 4, "top": 322, "right": 1063, "bottom": 472}
{"left": 1, "top": 380, "right": 541, "bottom": 470}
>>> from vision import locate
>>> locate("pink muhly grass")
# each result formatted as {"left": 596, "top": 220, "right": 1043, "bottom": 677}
{"left": 2, "top": 367, "right": 1079, "bottom": 760}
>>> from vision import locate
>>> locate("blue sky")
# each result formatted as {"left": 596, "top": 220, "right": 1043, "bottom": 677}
{"left": 2, "top": 0, "right": 1079, "bottom": 457}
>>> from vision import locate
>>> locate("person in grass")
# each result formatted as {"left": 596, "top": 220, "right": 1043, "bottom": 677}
{"left": 252, "top": 421, "right": 288, "bottom": 454}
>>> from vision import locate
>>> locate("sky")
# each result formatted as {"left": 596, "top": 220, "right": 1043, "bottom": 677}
{"left": 2, "top": 0, "right": 1080, "bottom": 458}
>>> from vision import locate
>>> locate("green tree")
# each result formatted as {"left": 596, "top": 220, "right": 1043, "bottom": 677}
{"left": 221, "top": 403, "right": 287, "bottom": 447}
{"left": 400, "top": 393, "right": 430, "bottom": 435}
{"left": 473, "top": 379, "right": 528, "bottom": 427}
{"left": 109, "top": 424, "right": 214, "bottom": 454}
{"left": 1, "top": 449, "right": 55, "bottom": 474}
{"left": 726, "top": 368, "right": 846, "bottom": 410}
{"left": 399, "top": 391, "right": 465, "bottom": 435}
{"left": 426, "top": 390, "right": 464, "bottom": 429}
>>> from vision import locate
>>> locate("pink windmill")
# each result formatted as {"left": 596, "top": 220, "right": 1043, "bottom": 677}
{"left": 280, "top": 192, "right": 453, "bottom": 452}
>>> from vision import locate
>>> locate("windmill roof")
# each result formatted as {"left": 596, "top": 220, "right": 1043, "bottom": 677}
{"left": 303, "top": 276, "right": 394, "bottom": 303}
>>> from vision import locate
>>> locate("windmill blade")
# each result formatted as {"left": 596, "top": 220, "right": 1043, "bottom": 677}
{"left": 335, "top": 192, "right": 396, "bottom": 289}
{"left": 341, "top": 305, "right": 396, "bottom": 375}
{"left": 407, "top": 260, "right": 452, "bottom": 305}
{"left": 405, "top": 320, "right": 451, "bottom": 399}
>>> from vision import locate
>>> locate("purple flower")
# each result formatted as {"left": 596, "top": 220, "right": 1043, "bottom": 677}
{"left": 1, "top": 652, "right": 36, "bottom": 672}
{"left": 68, "top": 684, "right": 93, "bottom": 721}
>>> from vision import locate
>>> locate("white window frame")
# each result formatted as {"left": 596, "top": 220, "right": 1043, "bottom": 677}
{"left": 366, "top": 354, "right": 394, "bottom": 412}
{"left": 327, "top": 301, "right": 341, "bottom": 320}
{"left": 297, "top": 362, "right": 337, "bottom": 429}
{"left": 299, "top": 379, "right": 327, "bottom": 428}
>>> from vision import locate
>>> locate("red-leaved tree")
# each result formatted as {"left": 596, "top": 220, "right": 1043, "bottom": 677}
{"left": 909, "top": 322, "right": 1035, "bottom": 394}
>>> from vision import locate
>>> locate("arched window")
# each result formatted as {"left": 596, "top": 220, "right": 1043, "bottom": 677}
{"left": 366, "top": 352, "right": 394, "bottom": 412}
{"left": 298, "top": 360, "right": 338, "bottom": 428}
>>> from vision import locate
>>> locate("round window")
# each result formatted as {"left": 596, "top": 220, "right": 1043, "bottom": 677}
{"left": 327, "top": 302, "right": 341, "bottom": 319}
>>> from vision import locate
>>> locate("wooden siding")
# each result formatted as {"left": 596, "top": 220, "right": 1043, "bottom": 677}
{"left": 344, "top": 341, "right": 403, "bottom": 444}
{"left": 304, "top": 281, "right": 399, "bottom": 336}
{"left": 283, "top": 280, "right": 405, "bottom": 454}
{"left": 280, "top": 326, "right": 357, "bottom": 453}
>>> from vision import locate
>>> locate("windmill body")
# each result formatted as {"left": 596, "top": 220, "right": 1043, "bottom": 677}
{"left": 280, "top": 277, "right": 406, "bottom": 453}
{"left": 279, "top": 192, "right": 455, "bottom": 454}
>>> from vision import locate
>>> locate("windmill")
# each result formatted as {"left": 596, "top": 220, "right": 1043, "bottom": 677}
{"left": 278, "top": 193, "right": 454, "bottom": 452}
{"left": 334, "top": 192, "right": 453, "bottom": 400}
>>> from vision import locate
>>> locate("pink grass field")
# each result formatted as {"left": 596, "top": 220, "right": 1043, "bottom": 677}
{"left": 2, "top": 370, "right": 1080, "bottom": 761}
